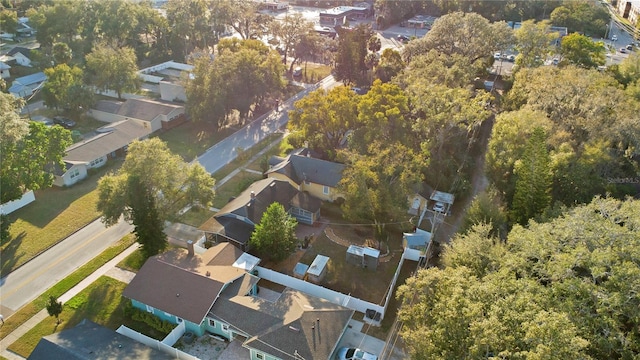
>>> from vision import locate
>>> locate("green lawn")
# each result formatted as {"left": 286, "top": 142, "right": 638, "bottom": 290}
{"left": 8, "top": 276, "right": 169, "bottom": 358}
{"left": 1, "top": 161, "right": 121, "bottom": 275}
{"left": 211, "top": 133, "right": 283, "bottom": 182}
{"left": 0, "top": 235, "right": 135, "bottom": 340}
{"left": 244, "top": 135, "right": 294, "bottom": 173}
{"left": 116, "top": 248, "right": 146, "bottom": 272}
{"left": 177, "top": 206, "right": 216, "bottom": 228}
{"left": 156, "top": 120, "right": 234, "bottom": 162}
{"left": 212, "top": 171, "right": 263, "bottom": 209}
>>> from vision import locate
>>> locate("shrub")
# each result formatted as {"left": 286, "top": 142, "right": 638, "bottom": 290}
{"left": 127, "top": 304, "right": 175, "bottom": 333}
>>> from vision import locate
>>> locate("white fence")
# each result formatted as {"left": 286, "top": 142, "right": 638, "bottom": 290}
{"left": 256, "top": 266, "right": 385, "bottom": 319}
{"left": 0, "top": 190, "right": 35, "bottom": 215}
{"left": 162, "top": 319, "right": 186, "bottom": 346}
{"left": 116, "top": 324, "right": 197, "bottom": 360}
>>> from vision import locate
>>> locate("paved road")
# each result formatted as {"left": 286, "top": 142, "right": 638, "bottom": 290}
{"left": 195, "top": 75, "right": 338, "bottom": 174}
{"left": 0, "top": 219, "right": 132, "bottom": 317}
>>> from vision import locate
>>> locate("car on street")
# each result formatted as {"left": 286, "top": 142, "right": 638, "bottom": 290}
{"left": 493, "top": 52, "right": 501, "bottom": 60}
{"left": 627, "top": 44, "right": 634, "bottom": 51}
{"left": 612, "top": 34, "right": 618, "bottom": 41}
{"left": 507, "top": 54, "right": 515, "bottom": 62}
{"left": 53, "top": 116, "right": 76, "bottom": 128}
{"left": 397, "top": 34, "right": 410, "bottom": 42}
{"left": 433, "top": 201, "right": 446, "bottom": 214}
{"left": 336, "top": 347, "right": 378, "bottom": 360}
{"left": 620, "top": 47, "right": 627, "bottom": 54}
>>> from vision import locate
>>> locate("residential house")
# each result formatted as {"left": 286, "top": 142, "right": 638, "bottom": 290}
{"left": 123, "top": 243, "right": 354, "bottom": 360}
{"left": 266, "top": 148, "right": 345, "bottom": 202}
{"left": 28, "top": 319, "right": 175, "bottom": 360}
{"left": 7, "top": 46, "right": 32, "bottom": 67}
{"left": 90, "top": 98, "right": 186, "bottom": 132}
{"left": 200, "top": 178, "right": 322, "bottom": 250}
{"left": 53, "top": 120, "right": 151, "bottom": 187}
{"left": 138, "top": 61, "right": 194, "bottom": 102}
{"left": 0, "top": 61, "right": 10, "bottom": 79}
{"left": 8, "top": 72, "right": 46, "bottom": 98}
{"left": 618, "top": 0, "right": 640, "bottom": 25}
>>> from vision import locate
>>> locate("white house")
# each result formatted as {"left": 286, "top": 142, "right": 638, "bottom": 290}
{"left": 53, "top": 120, "right": 152, "bottom": 187}
{"left": 8, "top": 72, "right": 46, "bottom": 98}
{"left": 7, "top": 47, "right": 32, "bottom": 67}
{"left": 0, "top": 61, "right": 10, "bottom": 79}
{"left": 90, "top": 98, "right": 186, "bottom": 132}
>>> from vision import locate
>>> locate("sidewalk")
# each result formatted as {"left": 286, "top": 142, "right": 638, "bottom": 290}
{"left": 0, "top": 127, "right": 289, "bottom": 360}
{"left": 0, "top": 243, "right": 139, "bottom": 360}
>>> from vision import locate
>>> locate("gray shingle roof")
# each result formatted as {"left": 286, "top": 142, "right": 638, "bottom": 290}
{"left": 210, "top": 288, "right": 353, "bottom": 360}
{"left": 116, "top": 98, "right": 182, "bottom": 121}
{"left": 64, "top": 120, "right": 151, "bottom": 163}
{"left": 122, "top": 256, "right": 225, "bottom": 324}
{"left": 7, "top": 46, "right": 31, "bottom": 57}
{"left": 27, "top": 319, "right": 174, "bottom": 360}
{"left": 267, "top": 154, "right": 345, "bottom": 187}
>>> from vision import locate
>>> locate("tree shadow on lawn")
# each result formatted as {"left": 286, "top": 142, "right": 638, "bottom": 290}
{"left": 0, "top": 231, "right": 26, "bottom": 277}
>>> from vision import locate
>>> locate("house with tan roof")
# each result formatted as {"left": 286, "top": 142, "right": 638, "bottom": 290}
{"left": 266, "top": 148, "right": 346, "bottom": 202}
{"left": 53, "top": 120, "right": 151, "bottom": 187}
{"left": 200, "top": 178, "right": 322, "bottom": 251}
{"left": 122, "top": 243, "right": 354, "bottom": 360}
{"left": 90, "top": 98, "right": 186, "bottom": 132}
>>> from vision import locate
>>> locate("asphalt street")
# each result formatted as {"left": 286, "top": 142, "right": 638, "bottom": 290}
{"left": 0, "top": 219, "right": 132, "bottom": 317}
{"left": 195, "top": 74, "right": 339, "bottom": 174}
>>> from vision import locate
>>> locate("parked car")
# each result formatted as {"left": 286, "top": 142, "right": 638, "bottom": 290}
{"left": 31, "top": 115, "right": 53, "bottom": 127}
{"left": 397, "top": 34, "right": 410, "bottom": 42}
{"left": 336, "top": 347, "right": 378, "bottom": 360}
{"left": 612, "top": 34, "right": 618, "bottom": 41}
{"left": 620, "top": 47, "right": 627, "bottom": 54}
{"left": 53, "top": 116, "right": 76, "bottom": 128}
{"left": 292, "top": 66, "right": 302, "bottom": 78}
{"left": 433, "top": 202, "right": 446, "bottom": 213}
{"left": 507, "top": 54, "right": 516, "bottom": 62}
{"left": 493, "top": 52, "right": 501, "bottom": 60}
{"left": 627, "top": 44, "right": 634, "bottom": 51}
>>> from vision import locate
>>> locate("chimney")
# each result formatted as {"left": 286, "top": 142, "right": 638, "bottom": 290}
{"left": 250, "top": 191, "right": 256, "bottom": 200}
{"left": 187, "top": 240, "right": 194, "bottom": 257}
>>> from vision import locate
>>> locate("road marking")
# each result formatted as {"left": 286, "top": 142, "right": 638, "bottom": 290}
{"left": 0, "top": 224, "right": 117, "bottom": 303}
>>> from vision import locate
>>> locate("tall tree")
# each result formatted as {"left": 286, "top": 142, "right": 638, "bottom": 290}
{"left": 287, "top": 86, "right": 359, "bottom": 160}
{"left": 0, "top": 9, "right": 18, "bottom": 34}
{"left": 560, "top": 32, "right": 606, "bottom": 69}
{"left": 510, "top": 127, "right": 552, "bottom": 225}
{"left": 550, "top": 0, "right": 609, "bottom": 37}
{"left": 333, "top": 24, "right": 373, "bottom": 85}
{"left": 403, "top": 12, "right": 514, "bottom": 67}
{"left": 1, "top": 109, "right": 72, "bottom": 203}
{"left": 127, "top": 175, "right": 167, "bottom": 257}
{"left": 42, "top": 64, "right": 84, "bottom": 112}
{"left": 85, "top": 44, "right": 140, "bottom": 100}
{"left": 514, "top": 20, "right": 559, "bottom": 69}
{"left": 270, "top": 13, "right": 314, "bottom": 72}
{"left": 219, "top": 0, "right": 272, "bottom": 40}
{"left": 375, "top": 48, "right": 404, "bottom": 83}
{"left": 52, "top": 42, "right": 72, "bottom": 65}
{"left": 249, "top": 202, "right": 298, "bottom": 262}
{"left": 97, "top": 138, "right": 216, "bottom": 231}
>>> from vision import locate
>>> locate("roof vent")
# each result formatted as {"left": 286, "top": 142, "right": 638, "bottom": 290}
{"left": 176, "top": 293, "right": 180, "bottom": 297}
{"left": 288, "top": 326, "right": 300, "bottom": 332}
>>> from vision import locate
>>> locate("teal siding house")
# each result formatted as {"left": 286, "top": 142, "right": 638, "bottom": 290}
{"left": 122, "top": 243, "right": 355, "bottom": 360}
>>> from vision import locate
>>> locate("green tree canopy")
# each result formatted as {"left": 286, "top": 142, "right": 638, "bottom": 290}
{"left": 514, "top": 20, "right": 559, "bottom": 69}
{"left": 46, "top": 296, "right": 63, "bottom": 324}
{"left": 85, "top": 44, "right": 140, "bottom": 99}
{"left": 550, "top": 0, "right": 609, "bottom": 36}
{"left": 249, "top": 202, "right": 298, "bottom": 262}
{"left": 42, "top": 64, "right": 85, "bottom": 111}
{"left": 97, "top": 138, "right": 216, "bottom": 227}
{"left": 560, "top": 32, "right": 606, "bottom": 69}
{"left": 1, "top": 111, "right": 72, "bottom": 203}
{"left": 398, "top": 197, "right": 640, "bottom": 359}
{"left": 404, "top": 12, "right": 514, "bottom": 68}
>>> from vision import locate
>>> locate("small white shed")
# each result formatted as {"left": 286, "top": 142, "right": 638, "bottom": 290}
{"left": 346, "top": 245, "right": 380, "bottom": 270}
{"left": 306, "top": 255, "right": 330, "bottom": 283}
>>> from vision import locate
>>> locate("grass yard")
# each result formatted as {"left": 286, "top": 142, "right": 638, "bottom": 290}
{"left": 244, "top": 135, "right": 294, "bottom": 173}
{"left": 0, "top": 235, "right": 135, "bottom": 340}
{"left": 177, "top": 206, "right": 216, "bottom": 228}
{"left": 212, "top": 170, "right": 263, "bottom": 209}
{"left": 1, "top": 161, "right": 121, "bottom": 275}
{"left": 116, "top": 248, "right": 146, "bottom": 272}
{"left": 296, "top": 63, "right": 333, "bottom": 84}
{"left": 211, "top": 133, "right": 282, "bottom": 182}
{"left": 8, "top": 276, "right": 169, "bottom": 358}
{"left": 156, "top": 120, "right": 234, "bottom": 162}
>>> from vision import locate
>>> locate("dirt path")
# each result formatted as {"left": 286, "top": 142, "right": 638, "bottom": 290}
{"left": 433, "top": 116, "right": 494, "bottom": 246}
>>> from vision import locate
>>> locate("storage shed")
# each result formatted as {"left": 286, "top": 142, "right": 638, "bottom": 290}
{"left": 293, "top": 263, "right": 309, "bottom": 279}
{"left": 306, "top": 255, "right": 330, "bottom": 283}
{"left": 346, "top": 245, "right": 380, "bottom": 270}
